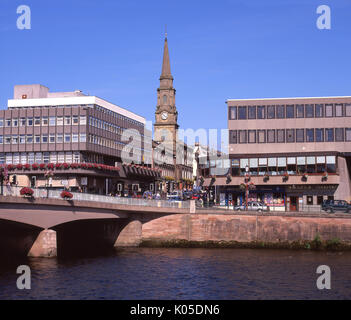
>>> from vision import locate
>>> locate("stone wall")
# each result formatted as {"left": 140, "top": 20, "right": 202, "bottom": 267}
{"left": 142, "top": 214, "right": 351, "bottom": 243}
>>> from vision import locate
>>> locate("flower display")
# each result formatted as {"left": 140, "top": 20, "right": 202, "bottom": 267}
{"left": 20, "top": 187, "right": 34, "bottom": 197}
{"left": 60, "top": 191, "right": 73, "bottom": 199}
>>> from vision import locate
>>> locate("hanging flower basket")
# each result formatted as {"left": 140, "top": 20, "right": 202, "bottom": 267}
{"left": 24, "top": 164, "right": 31, "bottom": 170}
{"left": 263, "top": 174, "right": 269, "bottom": 182}
{"left": 16, "top": 164, "right": 23, "bottom": 170}
{"left": 47, "top": 163, "right": 54, "bottom": 170}
{"left": 39, "top": 163, "right": 47, "bottom": 170}
{"left": 31, "top": 163, "right": 39, "bottom": 170}
{"left": 7, "top": 164, "right": 15, "bottom": 171}
{"left": 20, "top": 187, "right": 34, "bottom": 197}
{"left": 322, "top": 171, "right": 328, "bottom": 181}
{"left": 60, "top": 191, "right": 73, "bottom": 200}
{"left": 302, "top": 173, "right": 308, "bottom": 181}
{"left": 283, "top": 172, "right": 289, "bottom": 181}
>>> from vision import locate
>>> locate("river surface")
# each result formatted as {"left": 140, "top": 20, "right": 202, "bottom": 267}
{"left": 0, "top": 248, "right": 350, "bottom": 299}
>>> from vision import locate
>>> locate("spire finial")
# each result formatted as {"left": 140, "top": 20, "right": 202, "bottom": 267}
{"left": 165, "top": 24, "right": 167, "bottom": 39}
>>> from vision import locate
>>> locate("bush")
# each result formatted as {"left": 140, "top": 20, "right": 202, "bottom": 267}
{"left": 60, "top": 191, "right": 73, "bottom": 199}
{"left": 312, "top": 233, "right": 322, "bottom": 249}
{"left": 20, "top": 187, "right": 34, "bottom": 196}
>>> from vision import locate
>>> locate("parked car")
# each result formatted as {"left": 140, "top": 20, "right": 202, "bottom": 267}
{"left": 167, "top": 191, "right": 184, "bottom": 201}
{"left": 234, "top": 201, "right": 268, "bottom": 212}
{"left": 321, "top": 200, "right": 351, "bottom": 213}
{"left": 183, "top": 191, "right": 193, "bottom": 200}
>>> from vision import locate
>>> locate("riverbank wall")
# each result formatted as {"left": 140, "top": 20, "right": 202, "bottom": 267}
{"left": 140, "top": 213, "right": 351, "bottom": 249}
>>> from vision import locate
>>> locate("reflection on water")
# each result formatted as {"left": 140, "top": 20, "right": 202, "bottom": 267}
{"left": 0, "top": 248, "right": 350, "bottom": 299}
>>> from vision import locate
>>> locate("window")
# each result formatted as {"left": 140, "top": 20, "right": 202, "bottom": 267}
{"left": 35, "top": 152, "right": 42, "bottom": 163}
{"left": 325, "top": 104, "right": 334, "bottom": 117}
{"left": 240, "top": 159, "right": 249, "bottom": 176}
{"left": 65, "top": 116, "right": 71, "bottom": 125}
{"left": 28, "top": 153, "right": 35, "bottom": 164}
{"left": 315, "top": 129, "right": 324, "bottom": 142}
{"left": 268, "top": 157, "right": 277, "bottom": 175}
{"left": 335, "top": 104, "right": 343, "bottom": 117}
{"left": 12, "top": 119, "right": 18, "bottom": 127}
{"left": 346, "top": 128, "right": 351, "bottom": 142}
{"left": 287, "top": 157, "right": 296, "bottom": 174}
{"left": 42, "top": 135, "right": 48, "bottom": 143}
{"left": 229, "top": 106, "right": 237, "bottom": 120}
{"left": 26, "top": 135, "right": 33, "bottom": 143}
{"left": 307, "top": 196, "right": 313, "bottom": 205}
{"left": 0, "top": 118, "right": 3, "bottom": 127}
{"left": 12, "top": 135, "right": 18, "bottom": 144}
{"left": 247, "top": 130, "right": 256, "bottom": 144}
{"left": 57, "top": 134, "right": 63, "bottom": 143}
{"left": 296, "top": 129, "right": 304, "bottom": 142}
{"left": 296, "top": 105, "right": 304, "bottom": 118}
{"left": 229, "top": 130, "right": 237, "bottom": 144}
{"left": 257, "top": 106, "right": 265, "bottom": 119}
{"left": 50, "top": 152, "right": 57, "bottom": 163}
{"left": 34, "top": 117, "right": 41, "bottom": 126}
{"left": 335, "top": 128, "right": 344, "bottom": 142}
{"left": 297, "top": 156, "right": 306, "bottom": 174}
{"left": 267, "top": 130, "right": 275, "bottom": 143}
{"left": 306, "top": 129, "right": 314, "bottom": 142}
{"left": 20, "top": 153, "right": 27, "bottom": 165}
{"left": 27, "top": 117, "right": 33, "bottom": 126}
{"left": 248, "top": 106, "right": 256, "bottom": 119}
{"left": 58, "top": 152, "right": 65, "bottom": 163}
{"left": 42, "top": 117, "right": 48, "bottom": 126}
{"left": 13, "top": 153, "right": 19, "bottom": 165}
{"left": 325, "top": 128, "right": 334, "bottom": 142}
{"left": 258, "top": 158, "right": 267, "bottom": 175}
{"left": 317, "top": 156, "right": 326, "bottom": 173}
{"left": 249, "top": 158, "right": 258, "bottom": 175}
{"left": 57, "top": 116, "right": 63, "bottom": 126}
{"left": 80, "top": 116, "right": 87, "bottom": 125}
{"left": 277, "top": 129, "right": 285, "bottom": 143}
{"left": 326, "top": 156, "right": 336, "bottom": 173}
{"left": 43, "top": 152, "right": 50, "bottom": 163}
{"left": 20, "top": 118, "right": 26, "bottom": 126}
{"left": 276, "top": 105, "right": 285, "bottom": 118}
{"left": 286, "top": 105, "right": 294, "bottom": 118}
{"left": 79, "top": 133, "right": 86, "bottom": 142}
{"left": 239, "top": 130, "right": 247, "bottom": 143}
{"left": 19, "top": 135, "right": 25, "bottom": 144}
{"left": 315, "top": 104, "right": 324, "bottom": 118}
{"left": 258, "top": 130, "right": 266, "bottom": 143}
{"left": 73, "top": 152, "right": 80, "bottom": 163}
{"left": 72, "top": 115, "right": 79, "bottom": 125}
{"left": 267, "top": 106, "right": 275, "bottom": 119}
{"left": 305, "top": 104, "right": 314, "bottom": 118}
{"left": 72, "top": 133, "right": 79, "bottom": 143}
{"left": 64, "top": 134, "right": 71, "bottom": 143}
{"left": 49, "top": 134, "right": 55, "bottom": 143}
{"left": 238, "top": 107, "right": 247, "bottom": 120}
{"left": 49, "top": 116, "right": 56, "bottom": 126}
{"left": 6, "top": 153, "right": 12, "bottom": 164}
{"left": 35, "top": 135, "right": 40, "bottom": 143}
{"left": 0, "top": 136, "right": 3, "bottom": 144}
{"left": 346, "top": 104, "right": 351, "bottom": 117}
{"left": 5, "top": 119, "right": 11, "bottom": 127}
{"left": 0, "top": 153, "right": 4, "bottom": 164}
{"left": 307, "top": 156, "right": 316, "bottom": 173}
{"left": 277, "top": 157, "right": 287, "bottom": 175}
{"left": 65, "top": 152, "right": 73, "bottom": 163}
{"left": 5, "top": 136, "right": 11, "bottom": 144}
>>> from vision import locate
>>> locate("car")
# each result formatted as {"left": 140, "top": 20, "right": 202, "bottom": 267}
{"left": 234, "top": 201, "right": 268, "bottom": 212}
{"left": 167, "top": 191, "right": 184, "bottom": 200}
{"left": 321, "top": 200, "right": 351, "bottom": 213}
{"left": 183, "top": 191, "right": 193, "bottom": 200}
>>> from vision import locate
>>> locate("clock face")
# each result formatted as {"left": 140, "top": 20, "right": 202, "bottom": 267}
{"left": 161, "top": 112, "right": 168, "bottom": 120}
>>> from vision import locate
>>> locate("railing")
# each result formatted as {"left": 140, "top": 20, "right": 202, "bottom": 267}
{"left": 0, "top": 186, "right": 190, "bottom": 209}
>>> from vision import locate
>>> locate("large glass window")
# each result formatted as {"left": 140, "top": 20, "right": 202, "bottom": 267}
{"left": 335, "top": 104, "right": 343, "bottom": 117}
{"left": 248, "top": 106, "right": 256, "bottom": 119}
{"left": 297, "top": 157, "right": 306, "bottom": 174}
{"left": 229, "top": 130, "right": 237, "bottom": 144}
{"left": 20, "top": 153, "right": 27, "bottom": 165}
{"left": 34, "top": 117, "right": 41, "bottom": 126}
{"left": 277, "top": 157, "right": 286, "bottom": 175}
{"left": 258, "top": 130, "right": 265, "bottom": 143}
{"left": 238, "top": 107, "right": 247, "bottom": 120}
{"left": 335, "top": 128, "right": 344, "bottom": 142}
{"left": 42, "top": 117, "right": 48, "bottom": 126}
{"left": 239, "top": 130, "right": 247, "bottom": 143}
{"left": 49, "top": 116, "right": 56, "bottom": 126}
{"left": 296, "top": 129, "right": 304, "bottom": 142}
{"left": 229, "top": 106, "right": 237, "bottom": 120}
{"left": 26, "top": 135, "right": 33, "bottom": 143}
{"left": 80, "top": 116, "right": 87, "bottom": 125}
{"left": 316, "top": 156, "right": 326, "bottom": 173}
{"left": 315, "top": 104, "right": 324, "bottom": 117}
{"left": 257, "top": 106, "right": 265, "bottom": 119}
{"left": 12, "top": 119, "right": 18, "bottom": 127}
{"left": 64, "top": 134, "right": 71, "bottom": 143}
{"left": 306, "top": 129, "right": 314, "bottom": 142}
{"left": 315, "top": 129, "right": 324, "bottom": 142}
{"left": 35, "top": 135, "right": 40, "bottom": 143}
{"left": 346, "top": 104, "right": 351, "bottom": 117}
{"left": 268, "top": 157, "right": 277, "bottom": 175}
{"left": 306, "top": 156, "right": 316, "bottom": 173}
{"left": 325, "top": 128, "right": 334, "bottom": 142}
{"left": 5, "top": 136, "right": 11, "bottom": 144}
{"left": 57, "top": 134, "right": 63, "bottom": 143}
{"left": 258, "top": 158, "right": 267, "bottom": 175}
{"left": 325, "top": 104, "right": 334, "bottom": 117}
{"left": 267, "top": 130, "right": 275, "bottom": 143}
{"left": 267, "top": 106, "right": 275, "bottom": 119}
{"left": 27, "top": 118, "right": 33, "bottom": 126}
{"left": 286, "top": 105, "right": 294, "bottom": 118}
{"left": 296, "top": 105, "right": 304, "bottom": 118}
{"left": 72, "top": 115, "right": 79, "bottom": 125}
{"left": 80, "top": 133, "right": 86, "bottom": 143}
{"left": 20, "top": 118, "right": 26, "bottom": 126}
{"left": 305, "top": 104, "right": 314, "bottom": 118}
{"left": 49, "top": 134, "right": 55, "bottom": 143}
{"left": 277, "top": 129, "right": 285, "bottom": 143}
{"left": 286, "top": 129, "right": 294, "bottom": 142}
{"left": 276, "top": 105, "right": 285, "bottom": 118}
{"left": 326, "top": 156, "right": 336, "bottom": 173}
{"left": 249, "top": 158, "right": 258, "bottom": 175}
{"left": 240, "top": 159, "right": 249, "bottom": 176}
{"left": 287, "top": 157, "right": 296, "bottom": 174}
{"left": 43, "top": 152, "right": 50, "bottom": 163}
{"left": 57, "top": 116, "right": 63, "bottom": 126}
{"left": 248, "top": 130, "right": 256, "bottom": 143}
{"left": 72, "top": 133, "right": 79, "bottom": 143}
{"left": 346, "top": 128, "right": 351, "bottom": 142}
{"left": 231, "top": 159, "right": 240, "bottom": 176}
{"left": 42, "top": 135, "right": 48, "bottom": 143}
{"left": 65, "top": 116, "right": 71, "bottom": 125}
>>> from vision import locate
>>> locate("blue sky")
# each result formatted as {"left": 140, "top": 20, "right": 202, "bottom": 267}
{"left": 0, "top": 0, "right": 350, "bottom": 132}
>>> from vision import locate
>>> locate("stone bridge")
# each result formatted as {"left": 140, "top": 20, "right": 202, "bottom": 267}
{"left": 0, "top": 196, "right": 190, "bottom": 259}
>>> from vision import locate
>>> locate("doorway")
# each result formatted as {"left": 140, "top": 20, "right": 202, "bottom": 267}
{"left": 290, "top": 196, "right": 298, "bottom": 212}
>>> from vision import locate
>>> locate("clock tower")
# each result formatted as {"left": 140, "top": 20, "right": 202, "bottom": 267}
{"left": 154, "top": 34, "right": 179, "bottom": 146}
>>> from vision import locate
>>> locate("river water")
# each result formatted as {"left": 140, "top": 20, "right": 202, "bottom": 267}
{"left": 0, "top": 248, "right": 350, "bottom": 299}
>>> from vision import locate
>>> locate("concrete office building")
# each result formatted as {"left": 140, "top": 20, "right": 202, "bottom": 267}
{"left": 0, "top": 84, "right": 160, "bottom": 195}
{"left": 201, "top": 97, "right": 351, "bottom": 211}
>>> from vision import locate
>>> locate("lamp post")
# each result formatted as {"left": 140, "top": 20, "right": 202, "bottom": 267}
{"left": 245, "top": 165, "right": 250, "bottom": 210}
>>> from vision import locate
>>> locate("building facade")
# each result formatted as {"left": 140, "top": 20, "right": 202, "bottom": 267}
{"left": 0, "top": 84, "right": 160, "bottom": 195}
{"left": 201, "top": 97, "right": 351, "bottom": 211}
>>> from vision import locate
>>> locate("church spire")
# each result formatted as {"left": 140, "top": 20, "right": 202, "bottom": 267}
{"left": 160, "top": 33, "right": 173, "bottom": 80}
